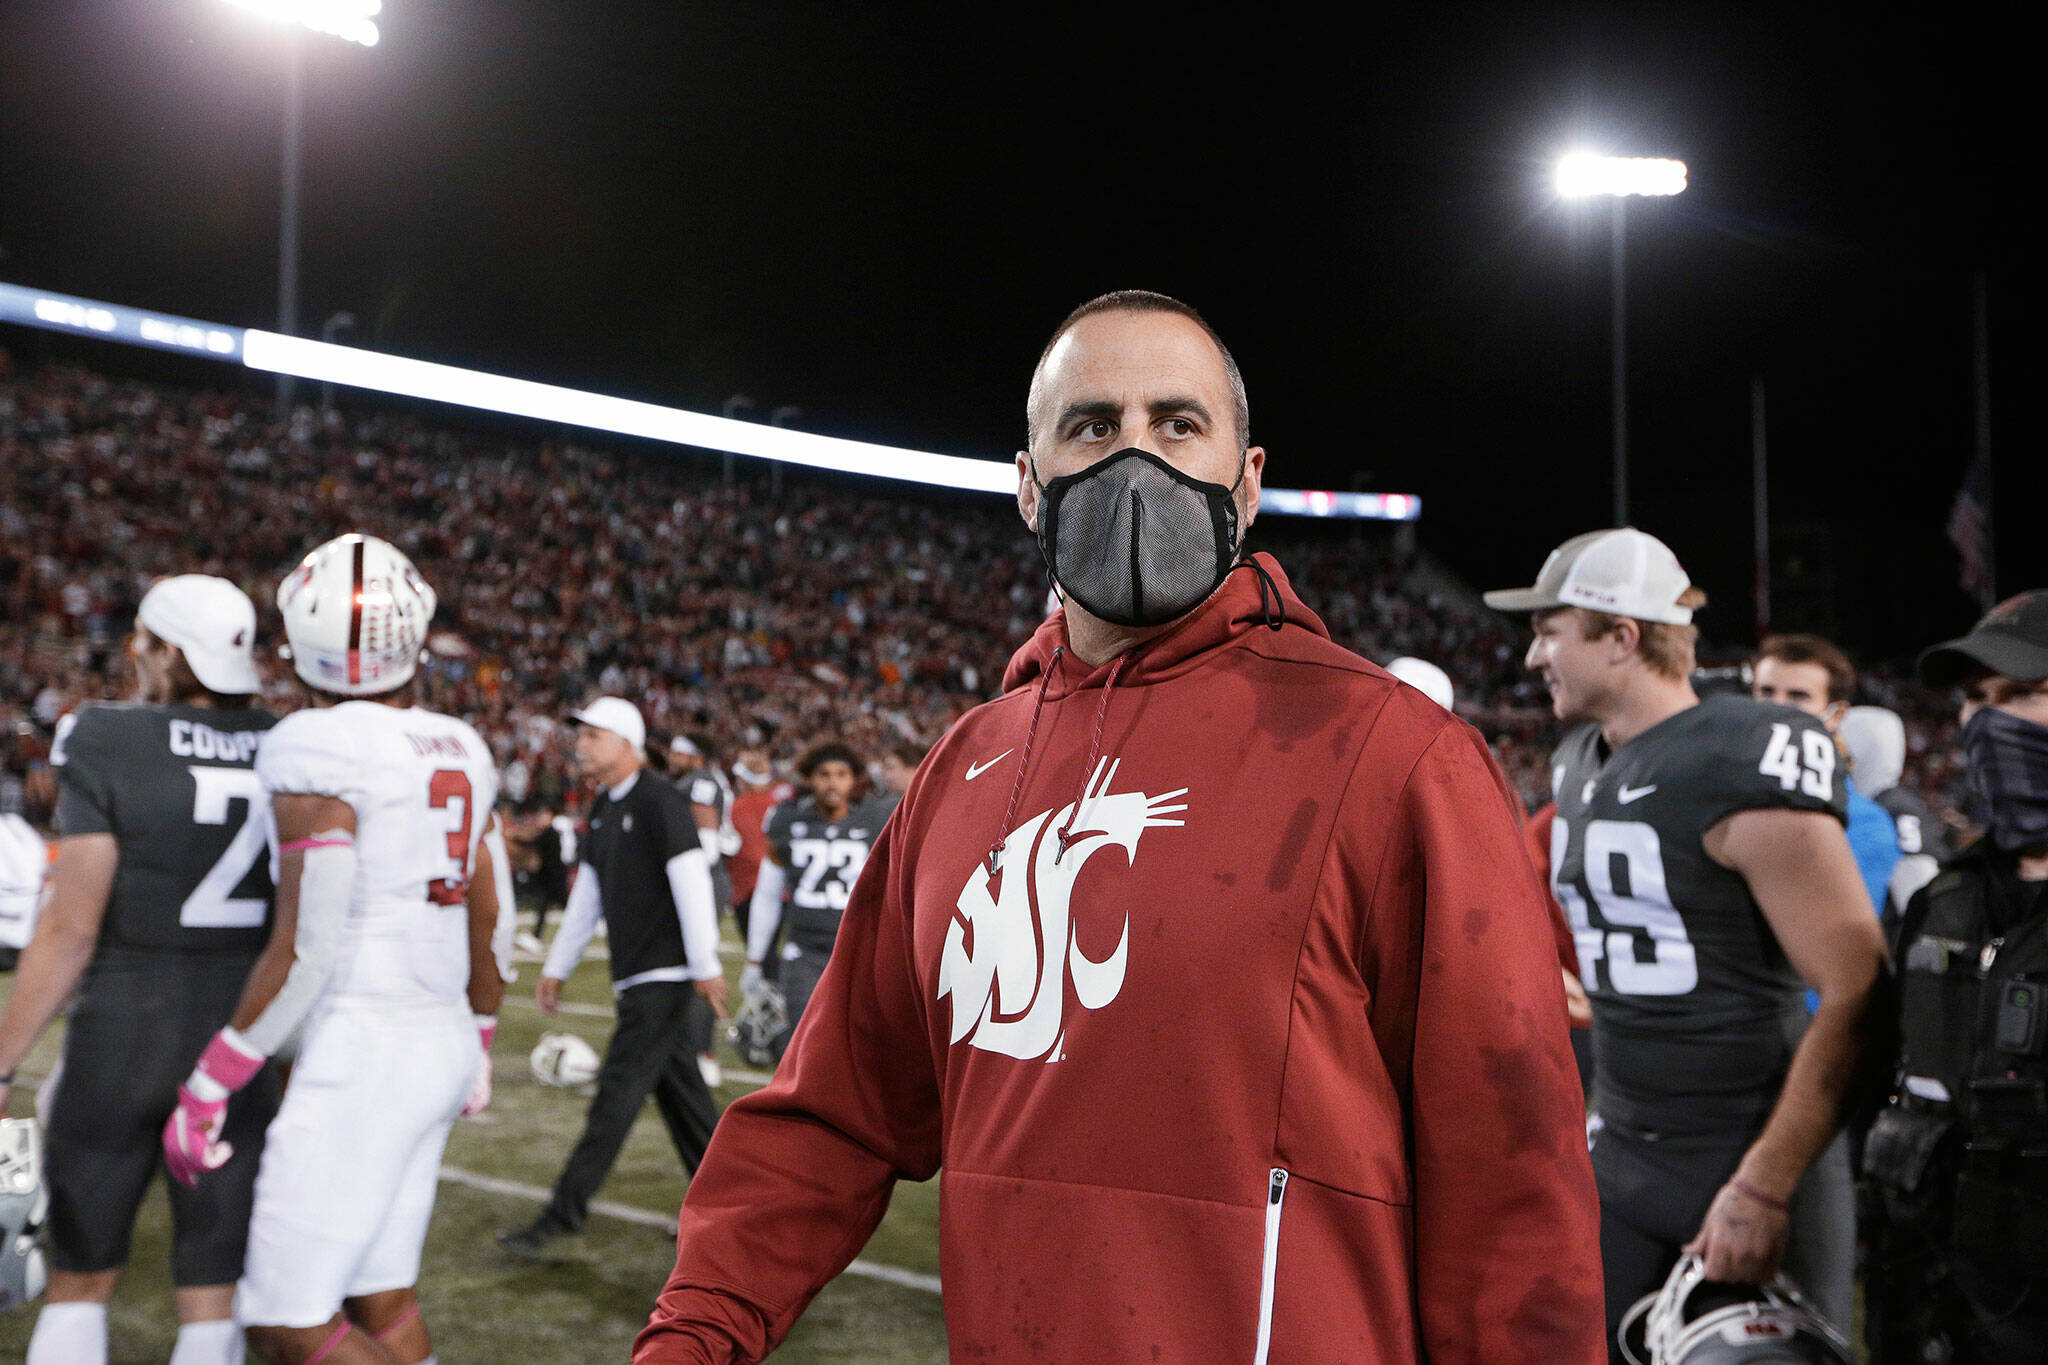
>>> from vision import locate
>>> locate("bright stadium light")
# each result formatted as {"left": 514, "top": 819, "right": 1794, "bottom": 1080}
{"left": 1554, "top": 150, "right": 1688, "bottom": 524}
{"left": 0, "top": 279, "right": 1422, "bottom": 519}
{"left": 221, "top": 0, "right": 381, "bottom": 47}
{"left": 1555, "top": 153, "right": 1687, "bottom": 199}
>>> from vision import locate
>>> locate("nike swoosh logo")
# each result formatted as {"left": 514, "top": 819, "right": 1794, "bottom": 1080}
{"left": 964, "top": 749, "right": 1014, "bottom": 781}
{"left": 1618, "top": 783, "right": 1658, "bottom": 804}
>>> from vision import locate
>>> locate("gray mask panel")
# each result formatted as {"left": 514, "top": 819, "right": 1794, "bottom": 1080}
{"left": 1033, "top": 448, "right": 1243, "bottom": 628}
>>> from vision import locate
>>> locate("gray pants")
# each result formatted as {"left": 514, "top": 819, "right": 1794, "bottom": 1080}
{"left": 1783, "top": 1132, "right": 1855, "bottom": 1332}
{"left": 771, "top": 944, "right": 829, "bottom": 1061}
{"left": 1594, "top": 1121, "right": 1856, "bottom": 1359}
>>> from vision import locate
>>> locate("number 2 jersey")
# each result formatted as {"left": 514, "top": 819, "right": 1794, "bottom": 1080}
{"left": 53, "top": 701, "right": 277, "bottom": 964}
{"left": 255, "top": 701, "right": 498, "bottom": 1005}
{"left": 764, "top": 793, "right": 896, "bottom": 954}
{"left": 1547, "top": 694, "right": 1847, "bottom": 1135}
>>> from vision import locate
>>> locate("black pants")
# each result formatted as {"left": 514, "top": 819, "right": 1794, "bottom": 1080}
{"left": 48, "top": 957, "right": 279, "bottom": 1284}
{"left": 543, "top": 982, "right": 720, "bottom": 1230}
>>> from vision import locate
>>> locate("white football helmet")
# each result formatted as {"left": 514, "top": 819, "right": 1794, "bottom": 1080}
{"left": 529, "top": 1032, "right": 600, "bottom": 1088}
{"left": 277, "top": 533, "right": 436, "bottom": 696}
{"left": 0, "top": 1118, "right": 48, "bottom": 1314}
{"left": 1619, "top": 1257, "right": 1852, "bottom": 1365}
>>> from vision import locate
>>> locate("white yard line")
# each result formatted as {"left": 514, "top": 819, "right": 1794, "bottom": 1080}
{"left": 437, "top": 1164, "right": 942, "bottom": 1296}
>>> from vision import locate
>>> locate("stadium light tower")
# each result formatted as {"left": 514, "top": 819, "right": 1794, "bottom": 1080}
{"left": 1556, "top": 152, "right": 1687, "bottom": 527}
{"left": 219, "top": 1, "right": 381, "bottom": 410}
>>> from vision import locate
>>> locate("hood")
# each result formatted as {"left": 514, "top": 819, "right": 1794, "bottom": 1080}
{"left": 1839, "top": 705, "right": 1905, "bottom": 796}
{"left": 1002, "top": 553, "right": 1330, "bottom": 698}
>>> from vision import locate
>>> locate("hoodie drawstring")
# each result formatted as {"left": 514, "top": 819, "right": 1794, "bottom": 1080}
{"left": 984, "top": 645, "right": 1133, "bottom": 874}
{"left": 1054, "top": 650, "right": 1129, "bottom": 864}
{"left": 987, "top": 646, "right": 1060, "bottom": 875}
{"left": 1239, "top": 554, "right": 1287, "bottom": 631}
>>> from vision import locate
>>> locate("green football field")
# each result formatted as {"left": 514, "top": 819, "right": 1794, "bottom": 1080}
{"left": 0, "top": 936, "right": 949, "bottom": 1363}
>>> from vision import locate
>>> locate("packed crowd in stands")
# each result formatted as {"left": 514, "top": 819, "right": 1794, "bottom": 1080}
{"left": 0, "top": 354, "right": 1966, "bottom": 836}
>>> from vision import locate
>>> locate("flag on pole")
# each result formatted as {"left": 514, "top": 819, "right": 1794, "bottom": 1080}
{"left": 1946, "top": 453, "right": 1995, "bottom": 611}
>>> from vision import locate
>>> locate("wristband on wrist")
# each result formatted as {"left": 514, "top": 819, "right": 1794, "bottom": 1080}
{"left": 1729, "top": 1175, "right": 1791, "bottom": 1213}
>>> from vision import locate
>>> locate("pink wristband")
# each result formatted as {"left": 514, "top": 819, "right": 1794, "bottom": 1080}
{"left": 197, "top": 1029, "right": 266, "bottom": 1093}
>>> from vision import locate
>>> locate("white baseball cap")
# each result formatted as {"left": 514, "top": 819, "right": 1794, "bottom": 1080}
{"left": 570, "top": 696, "right": 645, "bottom": 751}
{"left": 1483, "top": 528, "right": 1697, "bottom": 625}
{"left": 137, "top": 575, "right": 261, "bottom": 695}
{"left": 1386, "top": 657, "right": 1454, "bottom": 710}
{"left": 668, "top": 734, "right": 702, "bottom": 758}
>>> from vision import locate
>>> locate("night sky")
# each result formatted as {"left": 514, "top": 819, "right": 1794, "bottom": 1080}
{"left": 0, "top": 2, "right": 2031, "bottom": 660}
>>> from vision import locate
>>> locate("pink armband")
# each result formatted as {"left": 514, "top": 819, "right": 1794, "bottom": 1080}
{"left": 280, "top": 835, "right": 353, "bottom": 854}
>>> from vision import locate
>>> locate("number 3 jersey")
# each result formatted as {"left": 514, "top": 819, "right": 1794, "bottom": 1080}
{"left": 256, "top": 701, "right": 498, "bottom": 1004}
{"left": 764, "top": 794, "right": 896, "bottom": 955}
{"left": 53, "top": 701, "right": 278, "bottom": 962}
{"left": 1547, "top": 694, "right": 1847, "bottom": 1134}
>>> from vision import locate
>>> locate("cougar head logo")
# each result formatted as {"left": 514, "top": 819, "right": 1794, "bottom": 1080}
{"left": 937, "top": 759, "right": 1186, "bottom": 1062}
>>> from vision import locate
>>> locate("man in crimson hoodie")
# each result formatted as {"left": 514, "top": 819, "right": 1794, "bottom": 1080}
{"left": 636, "top": 292, "right": 1605, "bottom": 1363}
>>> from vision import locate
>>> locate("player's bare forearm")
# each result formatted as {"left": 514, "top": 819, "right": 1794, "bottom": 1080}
{"left": 1739, "top": 977, "right": 1875, "bottom": 1196}
{"left": 1709, "top": 805, "right": 1887, "bottom": 1197}
{"left": 0, "top": 834, "right": 116, "bottom": 1086}
{"left": 465, "top": 829, "right": 506, "bottom": 1018}
{"left": 0, "top": 838, "right": 115, "bottom": 1049}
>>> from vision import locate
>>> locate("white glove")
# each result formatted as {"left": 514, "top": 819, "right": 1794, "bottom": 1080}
{"left": 740, "top": 962, "right": 765, "bottom": 997}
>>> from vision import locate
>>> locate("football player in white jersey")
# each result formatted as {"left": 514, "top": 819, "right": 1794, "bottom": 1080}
{"left": 160, "top": 534, "right": 506, "bottom": 1365}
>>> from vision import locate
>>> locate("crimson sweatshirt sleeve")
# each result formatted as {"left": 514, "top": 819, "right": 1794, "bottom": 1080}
{"left": 1365, "top": 721, "right": 1605, "bottom": 1363}
{"left": 633, "top": 817, "right": 941, "bottom": 1364}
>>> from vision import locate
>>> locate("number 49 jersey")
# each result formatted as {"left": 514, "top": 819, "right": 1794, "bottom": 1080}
{"left": 1547, "top": 694, "right": 1847, "bottom": 1134}
{"left": 256, "top": 701, "right": 498, "bottom": 1003}
{"left": 765, "top": 793, "right": 896, "bottom": 954}
{"left": 53, "top": 701, "right": 278, "bottom": 957}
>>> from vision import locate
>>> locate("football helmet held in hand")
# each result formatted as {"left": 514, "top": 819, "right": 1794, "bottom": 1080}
{"left": 1618, "top": 1255, "right": 1852, "bottom": 1365}
{"left": 727, "top": 980, "right": 787, "bottom": 1069}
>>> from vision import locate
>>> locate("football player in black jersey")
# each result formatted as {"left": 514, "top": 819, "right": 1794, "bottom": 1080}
{"left": 741, "top": 743, "right": 895, "bottom": 1056}
{"left": 1487, "top": 530, "right": 1886, "bottom": 1356}
{"left": 0, "top": 577, "right": 279, "bottom": 1365}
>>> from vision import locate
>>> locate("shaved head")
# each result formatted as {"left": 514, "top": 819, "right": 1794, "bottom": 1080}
{"left": 1027, "top": 290, "right": 1248, "bottom": 451}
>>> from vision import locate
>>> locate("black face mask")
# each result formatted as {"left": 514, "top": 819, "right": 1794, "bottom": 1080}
{"left": 1031, "top": 448, "right": 1245, "bottom": 628}
{"left": 1962, "top": 704, "right": 2048, "bottom": 853}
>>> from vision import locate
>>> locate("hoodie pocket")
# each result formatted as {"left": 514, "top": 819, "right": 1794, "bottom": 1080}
{"left": 1253, "top": 1167, "right": 1288, "bottom": 1365}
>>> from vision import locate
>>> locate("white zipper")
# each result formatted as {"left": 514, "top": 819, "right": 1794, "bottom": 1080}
{"left": 1253, "top": 1167, "right": 1289, "bottom": 1365}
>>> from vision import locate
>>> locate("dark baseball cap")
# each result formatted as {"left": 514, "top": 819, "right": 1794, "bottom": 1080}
{"left": 1918, "top": 590, "right": 2048, "bottom": 687}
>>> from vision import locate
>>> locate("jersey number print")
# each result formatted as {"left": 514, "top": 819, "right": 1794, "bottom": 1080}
{"left": 182, "top": 766, "right": 269, "bottom": 929}
{"left": 426, "top": 768, "right": 475, "bottom": 906}
{"left": 789, "top": 837, "right": 868, "bottom": 912}
{"left": 1550, "top": 816, "right": 1699, "bottom": 996}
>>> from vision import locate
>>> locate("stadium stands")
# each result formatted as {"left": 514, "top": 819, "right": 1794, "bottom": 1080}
{"left": 0, "top": 356, "right": 1965, "bottom": 830}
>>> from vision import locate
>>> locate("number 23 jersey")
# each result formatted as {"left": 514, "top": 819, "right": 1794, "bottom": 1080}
{"left": 1547, "top": 694, "right": 1847, "bottom": 1132}
{"left": 765, "top": 793, "right": 896, "bottom": 954}
{"left": 256, "top": 701, "right": 499, "bottom": 1003}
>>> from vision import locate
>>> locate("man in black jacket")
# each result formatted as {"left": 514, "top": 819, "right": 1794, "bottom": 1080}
{"left": 499, "top": 697, "right": 727, "bottom": 1258}
{"left": 1867, "top": 591, "right": 2048, "bottom": 1362}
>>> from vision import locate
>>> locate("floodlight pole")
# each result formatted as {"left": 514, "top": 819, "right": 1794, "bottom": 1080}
{"left": 1610, "top": 198, "right": 1627, "bottom": 527}
{"left": 277, "top": 32, "right": 303, "bottom": 414}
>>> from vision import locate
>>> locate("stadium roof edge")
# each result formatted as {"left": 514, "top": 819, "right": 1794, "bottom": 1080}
{"left": 0, "top": 279, "right": 1420, "bottom": 521}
